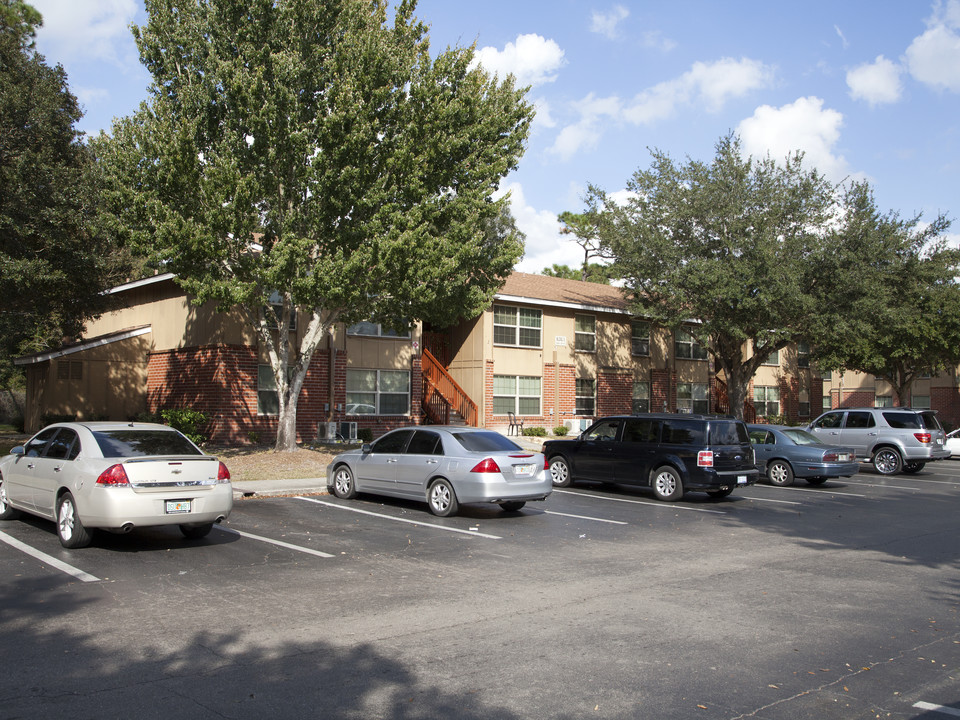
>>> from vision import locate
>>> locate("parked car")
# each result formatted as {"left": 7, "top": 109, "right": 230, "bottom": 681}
{"left": 806, "top": 407, "right": 950, "bottom": 475}
{"left": 747, "top": 424, "right": 859, "bottom": 486}
{"left": 326, "top": 426, "right": 550, "bottom": 517}
{"left": 542, "top": 414, "right": 758, "bottom": 501}
{"left": 0, "top": 422, "right": 233, "bottom": 548}
{"left": 945, "top": 429, "right": 960, "bottom": 458}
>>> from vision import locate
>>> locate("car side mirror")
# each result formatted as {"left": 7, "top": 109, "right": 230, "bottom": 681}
{"left": 10, "top": 446, "right": 24, "bottom": 457}
{"left": 361, "top": 443, "right": 372, "bottom": 455}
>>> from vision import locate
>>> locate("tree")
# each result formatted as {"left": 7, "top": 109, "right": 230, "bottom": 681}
{"left": 557, "top": 209, "right": 608, "bottom": 281}
{"left": 811, "top": 182, "right": 960, "bottom": 405}
{"left": 0, "top": 1, "right": 129, "bottom": 392}
{"left": 95, "top": 0, "right": 533, "bottom": 451}
{"left": 541, "top": 263, "right": 612, "bottom": 284}
{"left": 591, "top": 134, "right": 837, "bottom": 419}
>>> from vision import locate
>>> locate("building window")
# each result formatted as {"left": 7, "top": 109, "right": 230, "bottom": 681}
{"left": 257, "top": 365, "right": 286, "bottom": 415}
{"left": 346, "top": 369, "right": 410, "bottom": 415}
{"left": 493, "top": 375, "right": 541, "bottom": 416}
{"left": 912, "top": 395, "right": 930, "bottom": 409}
{"left": 798, "top": 401, "right": 810, "bottom": 417}
{"left": 632, "top": 380, "right": 650, "bottom": 413}
{"left": 675, "top": 328, "right": 707, "bottom": 360}
{"left": 875, "top": 395, "right": 893, "bottom": 408}
{"left": 677, "top": 382, "right": 709, "bottom": 413}
{"left": 754, "top": 386, "right": 780, "bottom": 417}
{"left": 820, "top": 370, "right": 832, "bottom": 381}
{"left": 346, "top": 321, "right": 410, "bottom": 338}
{"left": 574, "top": 314, "right": 596, "bottom": 352}
{"left": 763, "top": 349, "right": 779, "bottom": 366}
{"left": 57, "top": 360, "right": 82, "bottom": 380}
{"left": 798, "top": 342, "right": 810, "bottom": 368}
{"left": 823, "top": 395, "right": 832, "bottom": 412}
{"left": 493, "top": 305, "right": 541, "bottom": 348}
{"left": 266, "top": 291, "right": 297, "bottom": 331}
{"left": 575, "top": 378, "right": 596, "bottom": 416}
{"left": 631, "top": 321, "right": 650, "bottom": 356}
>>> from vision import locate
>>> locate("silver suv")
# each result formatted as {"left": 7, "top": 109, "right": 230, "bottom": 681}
{"left": 807, "top": 407, "right": 950, "bottom": 475}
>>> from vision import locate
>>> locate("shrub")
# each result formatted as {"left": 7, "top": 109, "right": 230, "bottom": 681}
{"left": 522, "top": 426, "right": 547, "bottom": 437}
{"left": 358, "top": 428, "right": 373, "bottom": 443}
{"left": 159, "top": 408, "right": 209, "bottom": 445}
{"left": 552, "top": 426, "right": 568, "bottom": 436}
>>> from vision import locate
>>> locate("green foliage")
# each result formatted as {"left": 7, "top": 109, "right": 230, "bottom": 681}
{"left": 522, "top": 426, "right": 547, "bottom": 436}
{"left": 0, "top": 0, "right": 42, "bottom": 48}
{"left": 552, "top": 425, "right": 568, "bottom": 436}
{"left": 357, "top": 428, "right": 374, "bottom": 443}
{"left": 159, "top": 408, "right": 209, "bottom": 445}
{"left": 541, "top": 263, "right": 612, "bottom": 285}
{"left": 96, "top": 0, "right": 534, "bottom": 450}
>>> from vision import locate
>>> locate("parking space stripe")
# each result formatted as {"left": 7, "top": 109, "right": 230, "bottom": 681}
{"left": 297, "top": 497, "right": 503, "bottom": 539}
{"left": 215, "top": 526, "right": 335, "bottom": 557}
{"left": 750, "top": 485, "right": 868, "bottom": 498}
{"left": 0, "top": 530, "right": 100, "bottom": 582}
{"left": 552, "top": 489, "right": 726, "bottom": 514}
{"left": 544, "top": 510, "right": 628, "bottom": 524}
{"left": 738, "top": 495, "right": 804, "bottom": 505}
{"left": 913, "top": 701, "right": 960, "bottom": 716}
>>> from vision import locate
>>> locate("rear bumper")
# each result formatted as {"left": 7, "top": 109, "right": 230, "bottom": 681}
{"left": 794, "top": 461, "right": 860, "bottom": 478}
{"left": 453, "top": 473, "right": 553, "bottom": 504}
{"left": 78, "top": 484, "right": 233, "bottom": 529}
{"left": 684, "top": 468, "right": 759, "bottom": 490}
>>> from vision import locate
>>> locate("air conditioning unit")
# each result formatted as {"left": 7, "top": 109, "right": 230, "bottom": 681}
{"left": 339, "top": 422, "right": 358, "bottom": 442}
{"left": 318, "top": 421, "right": 337, "bottom": 442}
{"left": 563, "top": 419, "right": 579, "bottom": 432}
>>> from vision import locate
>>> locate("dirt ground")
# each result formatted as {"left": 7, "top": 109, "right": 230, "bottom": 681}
{"left": 212, "top": 444, "right": 341, "bottom": 482}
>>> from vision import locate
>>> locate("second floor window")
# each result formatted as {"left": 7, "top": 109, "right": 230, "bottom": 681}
{"left": 493, "top": 305, "right": 541, "bottom": 348}
{"left": 631, "top": 321, "right": 650, "bottom": 356}
{"left": 575, "top": 314, "right": 596, "bottom": 352}
{"left": 347, "top": 321, "right": 410, "bottom": 338}
{"left": 798, "top": 342, "right": 810, "bottom": 368}
{"left": 763, "top": 349, "right": 779, "bottom": 367}
{"left": 675, "top": 328, "right": 707, "bottom": 360}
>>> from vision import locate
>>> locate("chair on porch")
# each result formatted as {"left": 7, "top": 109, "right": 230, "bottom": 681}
{"left": 507, "top": 412, "right": 525, "bottom": 436}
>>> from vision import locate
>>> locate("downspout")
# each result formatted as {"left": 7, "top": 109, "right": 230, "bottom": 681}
{"left": 328, "top": 327, "right": 336, "bottom": 422}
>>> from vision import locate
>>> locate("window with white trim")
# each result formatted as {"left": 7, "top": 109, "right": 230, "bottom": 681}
{"left": 763, "top": 349, "right": 779, "bottom": 366}
{"left": 493, "top": 375, "right": 541, "bottom": 415}
{"left": 493, "top": 305, "right": 542, "bottom": 348}
{"left": 675, "top": 328, "right": 707, "bottom": 360}
{"left": 912, "top": 395, "right": 930, "bottom": 409}
{"left": 632, "top": 380, "right": 650, "bottom": 413}
{"left": 346, "top": 369, "right": 410, "bottom": 415}
{"left": 754, "top": 386, "right": 780, "bottom": 416}
{"left": 266, "top": 291, "right": 297, "bottom": 331}
{"left": 677, "top": 382, "right": 709, "bottom": 413}
{"left": 575, "top": 378, "right": 596, "bottom": 415}
{"left": 257, "top": 364, "right": 295, "bottom": 415}
{"left": 797, "top": 342, "right": 810, "bottom": 368}
{"left": 346, "top": 321, "right": 410, "bottom": 338}
{"left": 875, "top": 395, "right": 893, "bottom": 408}
{"left": 631, "top": 321, "right": 650, "bottom": 356}
{"left": 575, "top": 314, "right": 596, "bottom": 352}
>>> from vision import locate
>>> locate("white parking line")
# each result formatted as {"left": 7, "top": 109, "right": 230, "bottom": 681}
{"left": 297, "top": 497, "right": 503, "bottom": 539}
{"left": 544, "top": 510, "right": 628, "bottom": 525}
{"left": 0, "top": 530, "right": 100, "bottom": 582}
{"left": 215, "top": 526, "right": 335, "bottom": 558}
{"left": 738, "top": 494, "right": 803, "bottom": 505}
{"left": 752, "top": 485, "right": 869, "bottom": 498}
{"left": 552, "top": 489, "right": 726, "bottom": 514}
{"left": 913, "top": 701, "right": 960, "bottom": 716}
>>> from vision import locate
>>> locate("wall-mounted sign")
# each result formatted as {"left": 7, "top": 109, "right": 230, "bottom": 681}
{"left": 555, "top": 336, "right": 567, "bottom": 347}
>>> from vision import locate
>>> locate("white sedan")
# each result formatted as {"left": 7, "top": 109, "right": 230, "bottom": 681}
{"left": 946, "top": 429, "right": 960, "bottom": 458}
{"left": 0, "top": 422, "right": 233, "bottom": 548}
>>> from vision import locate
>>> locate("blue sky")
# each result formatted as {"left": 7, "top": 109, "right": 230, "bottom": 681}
{"left": 29, "top": 0, "right": 960, "bottom": 273}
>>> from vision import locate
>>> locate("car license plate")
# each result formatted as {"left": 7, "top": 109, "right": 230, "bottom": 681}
{"left": 737, "top": 475, "right": 747, "bottom": 485}
{"left": 513, "top": 464, "right": 537, "bottom": 477}
{"left": 165, "top": 500, "right": 191, "bottom": 514}
{"left": 839, "top": 453, "right": 852, "bottom": 461}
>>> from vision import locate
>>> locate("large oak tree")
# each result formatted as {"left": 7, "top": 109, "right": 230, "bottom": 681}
{"left": 95, "top": 0, "right": 534, "bottom": 451}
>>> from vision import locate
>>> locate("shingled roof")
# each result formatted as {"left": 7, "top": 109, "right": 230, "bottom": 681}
{"left": 497, "top": 272, "right": 631, "bottom": 314}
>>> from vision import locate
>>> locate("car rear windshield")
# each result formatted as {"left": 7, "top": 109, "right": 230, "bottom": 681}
{"left": 882, "top": 411, "right": 943, "bottom": 431}
{"left": 709, "top": 421, "right": 749, "bottom": 445}
{"left": 92, "top": 430, "right": 203, "bottom": 458}
{"left": 451, "top": 431, "right": 522, "bottom": 453}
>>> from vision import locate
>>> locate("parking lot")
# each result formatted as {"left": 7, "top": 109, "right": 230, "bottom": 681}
{"left": 3, "top": 461, "right": 960, "bottom": 719}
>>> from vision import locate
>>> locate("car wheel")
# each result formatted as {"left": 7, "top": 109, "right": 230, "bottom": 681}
{"left": 873, "top": 447, "right": 903, "bottom": 475}
{"left": 180, "top": 523, "right": 213, "bottom": 539}
{"left": 805, "top": 477, "right": 828, "bottom": 486}
{"left": 332, "top": 465, "right": 358, "bottom": 499}
{"left": 0, "top": 477, "right": 20, "bottom": 520}
{"left": 548, "top": 456, "right": 573, "bottom": 487}
{"left": 499, "top": 501, "right": 526, "bottom": 512}
{"left": 903, "top": 461, "right": 926, "bottom": 474}
{"left": 651, "top": 466, "right": 683, "bottom": 501}
{"left": 56, "top": 492, "right": 92, "bottom": 549}
{"left": 767, "top": 460, "right": 794, "bottom": 487}
{"left": 706, "top": 488, "right": 734, "bottom": 499}
{"left": 427, "top": 479, "right": 459, "bottom": 517}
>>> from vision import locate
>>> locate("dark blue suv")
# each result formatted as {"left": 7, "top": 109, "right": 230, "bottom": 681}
{"left": 542, "top": 414, "right": 758, "bottom": 501}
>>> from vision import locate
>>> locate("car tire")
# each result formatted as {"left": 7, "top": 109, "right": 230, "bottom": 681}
{"left": 651, "top": 466, "right": 683, "bottom": 501}
{"left": 767, "top": 460, "right": 794, "bottom": 487}
{"left": 0, "top": 477, "right": 20, "bottom": 520}
{"left": 180, "top": 523, "right": 213, "bottom": 539}
{"left": 872, "top": 447, "right": 903, "bottom": 475}
{"left": 57, "top": 491, "right": 92, "bottom": 549}
{"left": 903, "top": 461, "right": 926, "bottom": 474}
{"left": 427, "top": 478, "right": 459, "bottom": 517}
{"left": 499, "top": 501, "right": 526, "bottom": 512}
{"left": 548, "top": 456, "right": 573, "bottom": 487}
{"left": 706, "top": 488, "right": 734, "bottom": 499}
{"left": 805, "top": 477, "right": 828, "bottom": 486}
{"left": 331, "top": 465, "right": 358, "bottom": 499}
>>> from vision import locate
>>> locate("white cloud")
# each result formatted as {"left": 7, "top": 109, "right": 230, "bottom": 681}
{"left": 548, "top": 94, "right": 621, "bottom": 160}
{"left": 640, "top": 31, "right": 677, "bottom": 53}
{"left": 846, "top": 55, "right": 903, "bottom": 106}
{"left": 472, "top": 34, "right": 566, "bottom": 88}
{"left": 32, "top": 0, "right": 139, "bottom": 66}
{"left": 497, "top": 183, "right": 581, "bottom": 273}
{"left": 737, "top": 96, "right": 853, "bottom": 183}
{"left": 591, "top": 5, "right": 629, "bottom": 40}
{"left": 905, "top": 0, "right": 960, "bottom": 92}
{"left": 835, "top": 25, "right": 849, "bottom": 50}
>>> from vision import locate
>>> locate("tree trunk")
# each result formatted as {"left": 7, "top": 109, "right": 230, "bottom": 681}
{"left": 275, "top": 398, "right": 299, "bottom": 452}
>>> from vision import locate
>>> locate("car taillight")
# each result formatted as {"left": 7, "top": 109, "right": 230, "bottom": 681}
{"left": 96, "top": 464, "right": 130, "bottom": 486}
{"left": 697, "top": 450, "right": 714, "bottom": 468}
{"left": 217, "top": 461, "right": 231, "bottom": 483}
{"left": 822, "top": 452, "right": 838, "bottom": 462}
{"left": 915, "top": 432, "right": 932, "bottom": 444}
{"left": 470, "top": 458, "right": 502, "bottom": 473}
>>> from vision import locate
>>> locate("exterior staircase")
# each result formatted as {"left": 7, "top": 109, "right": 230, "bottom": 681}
{"left": 714, "top": 377, "right": 757, "bottom": 422}
{"left": 421, "top": 348, "right": 478, "bottom": 426}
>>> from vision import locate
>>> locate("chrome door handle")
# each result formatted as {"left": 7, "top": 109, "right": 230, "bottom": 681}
{"left": 53, "top": 466, "right": 62, "bottom": 472}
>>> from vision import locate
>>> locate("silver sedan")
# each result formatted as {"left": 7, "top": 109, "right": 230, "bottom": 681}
{"left": 326, "top": 426, "right": 551, "bottom": 516}
{"left": 0, "top": 422, "right": 233, "bottom": 548}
